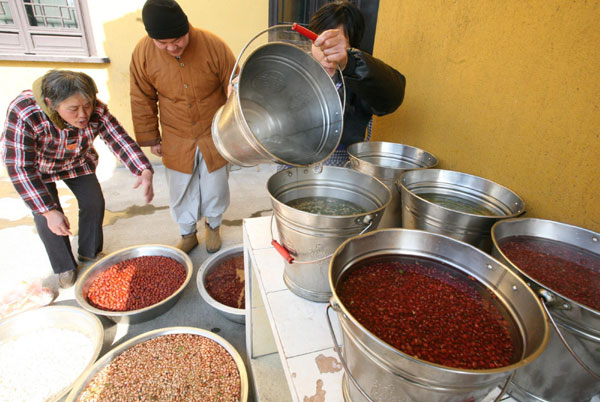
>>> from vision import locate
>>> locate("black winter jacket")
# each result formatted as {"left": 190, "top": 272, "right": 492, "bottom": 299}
{"left": 339, "top": 48, "right": 406, "bottom": 146}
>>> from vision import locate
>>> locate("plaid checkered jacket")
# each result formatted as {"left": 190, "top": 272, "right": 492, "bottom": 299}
{"left": 1, "top": 90, "right": 152, "bottom": 215}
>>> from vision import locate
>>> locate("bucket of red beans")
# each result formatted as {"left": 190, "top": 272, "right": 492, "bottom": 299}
{"left": 327, "top": 228, "right": 548, "bottom": 402}
{"left": 74, "top": 245, "right": 193, "bottom": 324}
{"left": 491, "top": 218, "right": 600, "bottom": 402}
{"left": 66, "top": 326, "right": 248, "bottom": 402}
{"left": 197, "top": 244, "right": 245, "bottom": 324}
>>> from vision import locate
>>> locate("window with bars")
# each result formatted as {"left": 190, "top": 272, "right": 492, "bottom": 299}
{"left": 0, "top": 0, "right": 102, "bottom": 61}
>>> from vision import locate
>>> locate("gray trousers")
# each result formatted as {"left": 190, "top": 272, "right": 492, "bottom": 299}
{"left": 165, "top": 147, "right": 229, "bottom": 235}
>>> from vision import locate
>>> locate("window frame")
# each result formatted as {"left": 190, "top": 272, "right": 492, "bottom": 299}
{"left": 0, "top": 0, "right": 108, "bottom": 63}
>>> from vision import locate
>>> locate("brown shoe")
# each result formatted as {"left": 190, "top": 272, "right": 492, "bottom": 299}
{"left": 58, "top": 269, "right": 77, "bottom": 289}
{"left": 205, "top": 223, "right": 221, "bottom": 254}
{"left": 77, "top": 252, "right": 105, "bottom": 263}
{"left": 176, "top": 232, "right": 199, "bottom": 254}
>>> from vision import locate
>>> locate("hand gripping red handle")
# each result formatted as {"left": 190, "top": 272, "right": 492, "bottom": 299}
{"left": 292, "top": 23, "right": 318, "bottom": 42}
{"left": 271, "top": 240, "right": 294, "bottom": 263}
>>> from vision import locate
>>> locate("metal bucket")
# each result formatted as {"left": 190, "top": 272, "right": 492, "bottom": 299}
{"left": 491, "top": 218, "right": 600, "bottom": 402}
{"left": 347, "top": 141, "right": 438, "bottom": 229}
{"left": 327, "top": 229, "right": 549, "bottom": 402}
{"left": 212, "top": 26, "right": 343, "bottom": 167}
{"left": 398, "top": 169, "right": 525, "bottom": 252}
{"left": 267, "top": 166, "right": 391, "bottom": 302}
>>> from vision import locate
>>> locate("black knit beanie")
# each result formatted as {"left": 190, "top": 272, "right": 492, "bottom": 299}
{"left": 142, "top": 0, "right": 189, "bottom": 39}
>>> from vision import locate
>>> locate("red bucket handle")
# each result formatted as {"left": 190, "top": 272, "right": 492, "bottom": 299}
{"left": 292, "top": 23, "right": 318, "bottom": 42}
{"left": 271, "top": 240, "right": 294, "bottom": 263}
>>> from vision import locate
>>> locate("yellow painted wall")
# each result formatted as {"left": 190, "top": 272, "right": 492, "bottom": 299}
{"left": 0, "top": 0, "right": 268, "bottom": 177}
{"left": 372, "top": 0, "right": 600, "bottom": 232}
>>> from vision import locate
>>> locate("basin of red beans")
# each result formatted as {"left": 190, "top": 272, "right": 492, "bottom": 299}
{"left": 205, "top": 254, "right": 245, "bottom": 309}
{"left": 87, "top": 255, "right": 187, "bottom": 312}
{"left": 498, "top": 235, "right": 600, "bottom": 311}
{"left": 337, "top": 255, "right": 521, "bottom": 370}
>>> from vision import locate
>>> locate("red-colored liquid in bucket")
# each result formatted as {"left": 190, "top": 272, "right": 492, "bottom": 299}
{"left": 337, "top": 255, "right": 521, "bottom": 369}
{"left": 498, "top": 235, "right": 600, "bottom": 311}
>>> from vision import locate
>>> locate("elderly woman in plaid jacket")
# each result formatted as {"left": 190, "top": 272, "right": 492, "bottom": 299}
{"left": 1, "top": 70, "right": 154, "bottom": 288}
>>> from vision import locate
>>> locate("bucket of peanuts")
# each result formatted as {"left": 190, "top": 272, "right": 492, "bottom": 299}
{"left": 66, "top": 326, "right": 248, "bottom": 402}
{"left": 74, "top": 244, "right": 193, "bottom": 324}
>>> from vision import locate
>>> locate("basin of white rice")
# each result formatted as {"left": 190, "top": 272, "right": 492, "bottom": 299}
{"left": 0, "top": 306, "right": 103, "bottom": 402}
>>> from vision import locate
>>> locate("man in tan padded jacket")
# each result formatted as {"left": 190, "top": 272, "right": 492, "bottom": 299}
{"left": 130, "top": 0, "right": 236, "bottom": 253}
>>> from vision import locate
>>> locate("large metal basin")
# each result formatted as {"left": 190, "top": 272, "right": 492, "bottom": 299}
{"left": 329, "top": 228, "right": 548, "bottom": 402}
{"left": 197, "top": 244, "right": 245, "bottom": 324}
{"left": 74, "top": 244, "right": 193, "bottom": 324}
{"left": 348, "top": 141, "right": 438, "bottom": 229}
{"left": 0, "top": 305, "right": 103, "bottom": 401}
{"left": 491, "top": 218, "right": 600, "bottom": 402}
{"left": 398, "top": 169, "right": 525, "bottom": 252}
{"left": 66, "top": 327, "right": 249, "bottom": 402}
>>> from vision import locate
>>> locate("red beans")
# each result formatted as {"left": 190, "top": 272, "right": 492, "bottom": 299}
{"left": 205, "top": 254, "right": 245, "bottom": 309}
{"left": 87, "top": 256, "right": 187, "bottom": 311}
{"left": 499, "top": 236, "right": 600, "bottom": 311}
{"left": 338, "top": 255, "right": 518, "bottom": 370}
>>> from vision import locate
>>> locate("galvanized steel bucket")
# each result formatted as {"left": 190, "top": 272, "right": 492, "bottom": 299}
{"left": 327, "top": 229, "right": 549, "bottom": 402}
{"left": 347, "top": 141, "right": 438, "bottom": 229}
{"left": 267, "top": 166, "right": 391, "bottom": 302}
{"left": 491, "top": 218, "right": 600, "bottom": 402}
{"left": 398, "top": 169, "right": 525, "bottom": 252}
{"left": 212, "top": 25, "right": 344, "bottom": 167}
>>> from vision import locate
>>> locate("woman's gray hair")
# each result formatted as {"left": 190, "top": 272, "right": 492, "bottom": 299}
{"left": 41, "top": 69, "right": 98, "bottom": 109}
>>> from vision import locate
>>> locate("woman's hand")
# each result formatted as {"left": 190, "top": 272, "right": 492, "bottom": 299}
{"left": 312, "top": 29, "right": 349, "bottom": 76}
{"left": 43, "top": 209, "right": 72, "bottom": 236}
{"left": 133, "top": 168, "right": 154, "bottom": 204}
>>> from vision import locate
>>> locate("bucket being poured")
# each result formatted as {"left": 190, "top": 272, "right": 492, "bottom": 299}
{"left": 212, "top": 25, "right": 344, "bottom": 167}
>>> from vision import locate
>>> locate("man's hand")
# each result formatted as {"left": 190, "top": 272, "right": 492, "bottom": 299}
{"left": 313, "top": 29, "right": 349, "bottom": 76}
{"left": 133, "top": 168, "right": 154, "bottom": 204}
{"left": 150, "top": 143, "right": 162, "bottom": 157}
{"left": 43, "top": 209, "right": 72, "bottom": 236}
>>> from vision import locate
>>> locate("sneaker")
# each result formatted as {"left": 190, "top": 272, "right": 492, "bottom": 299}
{"left": 176, "top": 232, "right": 199, "bottom": 254}
{"left": 58, "top": 270, "right": 77, "bottom": 289}
{"left": 77, "top": 252, "right": 105, "bottom": 263}
{"left": 205, "top": 223, "right": 221, "bottom": 254}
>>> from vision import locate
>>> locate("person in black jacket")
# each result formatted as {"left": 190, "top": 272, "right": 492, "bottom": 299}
{"left": 309, "top": 0, "right": 406, "bottom": 166}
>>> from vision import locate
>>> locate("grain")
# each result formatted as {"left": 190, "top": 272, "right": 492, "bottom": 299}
{"left": 77, "top": 333, "right": 241, "bottom": 402}
{"left": 0, "top": 328, "right": 95, "bottom": 402}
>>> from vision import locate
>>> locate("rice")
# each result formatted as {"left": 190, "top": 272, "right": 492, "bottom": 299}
{"left": 0, "top": 327, "right": 95, "bottom": 402}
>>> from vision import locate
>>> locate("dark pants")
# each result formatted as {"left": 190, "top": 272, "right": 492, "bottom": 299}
{"left": 33, "top": 174, "right": 105, "bottom": 274}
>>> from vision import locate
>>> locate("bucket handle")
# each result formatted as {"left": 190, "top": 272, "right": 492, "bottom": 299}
{"left": 326, "top": 303, "right": 514, "bottom": 402}
{"left": 270, "top": 213, "right": 374, "bottom": 264}
{"left": 326, "top": 303, "right": 375, "bottom": 402}
{"left": 229, "top": 24, "right": 346, "bottom": 117}
{"left": 539, "top": 295, "right": 600, "bottom": 380}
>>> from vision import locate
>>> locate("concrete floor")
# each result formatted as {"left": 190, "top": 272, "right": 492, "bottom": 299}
{"left": 0, "top": 159, "right": 278, "bottom": 401}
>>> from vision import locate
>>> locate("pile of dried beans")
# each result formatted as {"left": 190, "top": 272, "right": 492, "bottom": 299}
{"left": 87, "top": 255, "right": 186, "bottom": 311}
{"left": 205, "top": 254, "right": 245, "bottom": 309}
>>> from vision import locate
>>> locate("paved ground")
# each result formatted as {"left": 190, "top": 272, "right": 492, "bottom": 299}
{"left": 0, "top": 151, "right": 278, "bottom": 400}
